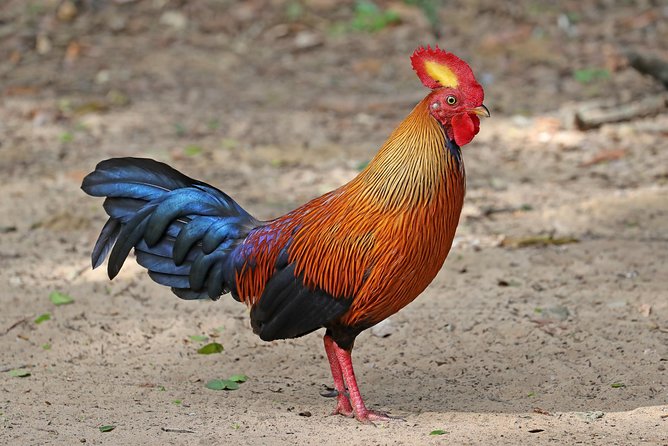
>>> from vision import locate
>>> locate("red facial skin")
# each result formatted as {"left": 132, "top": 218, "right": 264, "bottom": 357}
{"left": 427, "top": 88, "right": 482, "bottom": 146}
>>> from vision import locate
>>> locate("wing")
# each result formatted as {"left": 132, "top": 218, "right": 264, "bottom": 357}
{"left": 248, "top": 249, "right": 352, "bottom": 341}
{"left": 237, "top": 194, "right": 379, "bottom": 341}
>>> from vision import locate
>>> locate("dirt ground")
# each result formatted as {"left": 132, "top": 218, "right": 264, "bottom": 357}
{"left": 1, "top": 1, "right": 667, "bottom": 445}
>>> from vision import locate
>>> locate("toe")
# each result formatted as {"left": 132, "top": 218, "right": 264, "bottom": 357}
{"left": 356, "top": 410, "right": 404, "bottom": 424}
{"left": 331, "top": 396, "right": 354, "bottom": 417}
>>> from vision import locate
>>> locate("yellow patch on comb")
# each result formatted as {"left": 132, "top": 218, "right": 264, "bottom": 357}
{"left": 424, "top": 60, "right": 459, "bottom": 88}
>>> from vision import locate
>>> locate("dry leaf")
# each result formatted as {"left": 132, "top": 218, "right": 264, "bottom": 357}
{"left": 64, "top": 41, "right": 82, "bottom": 65}
{"left": 533, "top": 407, "right": 553, "bottom": 416}
{"left": 580, "top": 149, "right": 626, "bottom": 167}
{"left": 638, "top": 304, "right": 652, "bottom": 318}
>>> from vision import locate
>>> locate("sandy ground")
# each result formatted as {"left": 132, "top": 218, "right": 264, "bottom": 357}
{"left": 1, "top": 1, "right": 667, "bottom": 445}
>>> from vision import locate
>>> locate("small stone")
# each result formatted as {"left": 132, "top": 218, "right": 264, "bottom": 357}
{"left": 371, "top": 319, "right": 395, "bottom": 338}
{"left": 57, "top": 1, "right": 78, "bottom": 22}
{"left": 95, "top": 70, "right": 110, "bottom": 84}
{"left": 108, "top": 15, "right": 127, "bottom": 33}
{"left": 160, "top": 11, "right": 188, "bottom": 30}
{"left": 293, "top": 31, "right": 323, "bottom": 50}
{"left": 36, "top": 34, "right": 52, "bottom": 54}
{"left": 576, "top": 411, "right": 604, "bottom": 423}
{"left": 544, "top": 306, "right": 570, "bottom": 321}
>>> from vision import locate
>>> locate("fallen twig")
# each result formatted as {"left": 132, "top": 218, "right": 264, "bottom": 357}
{"left": 161, "top": 427, "right": 195, "bottom": 434}
{"left": 0, "top": 364, "right": 33, "bottom": 373}
{"left": 1, "top": 317, "right": 28, "bottom": 336}
{"left": 627, "top": 51, "right": 668, "bottom": 88}
{"left": 579, "top": 149, "right": 626, "bottom": 167}
{"left": 500, "top": 235, "right": 579, "bottom": 248}
{"left": 575, "top": 94, "right": 668, "bottom": 130}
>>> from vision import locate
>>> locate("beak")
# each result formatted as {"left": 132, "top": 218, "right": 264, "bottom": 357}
{"left": 469, "top": 104, "right": 490, "bottom": 118}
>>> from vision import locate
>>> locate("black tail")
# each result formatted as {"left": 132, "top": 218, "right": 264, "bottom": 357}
{"left": 81, "top": 157, "right": 258, "bottom": 300}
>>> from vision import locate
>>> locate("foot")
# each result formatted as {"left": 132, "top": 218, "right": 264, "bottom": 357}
{"left": 331, "top": 395, "right": 354, "bottom": 417}
{"left": 355, "top": 409, "right": 403, "bottom": 425}
{"left": 325, "top": 335, "right": 405, "bottom": 425}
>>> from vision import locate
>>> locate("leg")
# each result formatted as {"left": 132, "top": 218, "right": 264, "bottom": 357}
{"left": 331, "top": 338, "right": 399, "bottom": 424}
{"left": 323, "top": 335, "right": 353, "bottom": 417}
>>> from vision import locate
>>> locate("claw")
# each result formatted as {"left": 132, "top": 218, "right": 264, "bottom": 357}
{"left": 356, "top": 410, "right": 404, "bottom": 425}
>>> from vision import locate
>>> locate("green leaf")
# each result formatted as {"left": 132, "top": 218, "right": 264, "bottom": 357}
{"left": 573, "top": 68, "right": 610, "bottom": 84}
{"left": 205, "top": 379, "right": 239, "bottom": 391}
{"left": 172, "top": 399, "right": 182, "bottom": 405}
{"left": 220, "top": 138, "right": 239, "bottom": 150}
{"left": 34, "top": 313, "right": 51, "bottom": 324}
{"left": 189, "top": 335, "right": 209, "bottom": 342}
{"left": 49, "top": 291, "right": 73, "bottom": 306}
{"left": 527, "top": 391, "right": 536, "bottom": 397}
{"left": 221, "top": 380, "right": 239, "bottom": 391}
{"left": 228, "top": 374, "right": 248, "bottom": 383}
{"left": 183, "top": 145, "right": 203, "bottom": 157}
{"left": 611, "top": 382, "right": 626, "bottom": 388}
{"left": 9, "top": 369, "right": 31, "bottom": 378}
{"left": 205, "top": 379, "right": 225, "bottom": 390}
{"left": 42, "top": 343, "right": 51, "bottom": 350}
{"left": 59, "top": 131, "right": 74, "bottom": 143}
{"left": 285, "top": 1, "right": 303, "bottom": 21}
{"left": 430, "top": 429, "right": 448, "bottom": 435}
{"left": 197, "top": 342, "right": 224, "bottom": 354}
{"left": 99, "top": 425, "right": 115, "bottom": 432}
{"left": 351, "top": 0, "right": 400, "bottom": 32}
{"left": 158, "top": 386, "right": 166, "bottom": 391}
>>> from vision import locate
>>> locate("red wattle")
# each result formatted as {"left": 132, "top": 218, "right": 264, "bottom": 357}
{"left": 451, "top": 113, "right": 480, "bottom": 146}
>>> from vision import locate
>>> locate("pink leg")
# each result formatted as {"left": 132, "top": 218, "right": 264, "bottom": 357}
{"left": 323, "top": 335, "right": 353, "bottom": 417}
{"left": 331, "top": 338, "right": 398, "bottom": 424}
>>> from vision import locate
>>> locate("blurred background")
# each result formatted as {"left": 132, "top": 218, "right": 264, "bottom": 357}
{"left": 1, "top": 1, "right": 666, "bottom": 192}
{"left": 1, "top": 1, "right": 666, "bottom": 444}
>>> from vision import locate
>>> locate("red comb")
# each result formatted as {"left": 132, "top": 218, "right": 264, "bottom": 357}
{"left": 410, "top": 45, "right": 478, "bottom": 91}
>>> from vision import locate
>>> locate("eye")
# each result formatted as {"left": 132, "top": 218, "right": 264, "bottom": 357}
{"left": 446, "top": 95, "right": 457, "bottom": 105}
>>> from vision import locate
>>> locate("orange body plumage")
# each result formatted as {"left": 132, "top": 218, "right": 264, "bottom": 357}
{"left": 236, "top": 94, "right": 466, "bottom": 327}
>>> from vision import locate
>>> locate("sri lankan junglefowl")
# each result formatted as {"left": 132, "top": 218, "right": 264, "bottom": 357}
{"left": 81, "top": 46, "right": 489, "bottom": 423}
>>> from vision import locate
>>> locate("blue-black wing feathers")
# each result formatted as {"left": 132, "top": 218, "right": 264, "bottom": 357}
{"left": 250, "top": 263, "right": 352, "bottom": 341}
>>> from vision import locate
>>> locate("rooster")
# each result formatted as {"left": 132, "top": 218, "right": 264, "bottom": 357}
{"left": 82, "top": 46, "right": 488, "bottom": 423}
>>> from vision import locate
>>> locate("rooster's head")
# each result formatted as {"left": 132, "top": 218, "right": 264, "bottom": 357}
{"left": 411, "top": 46, "right": 489, "bottom": 146}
